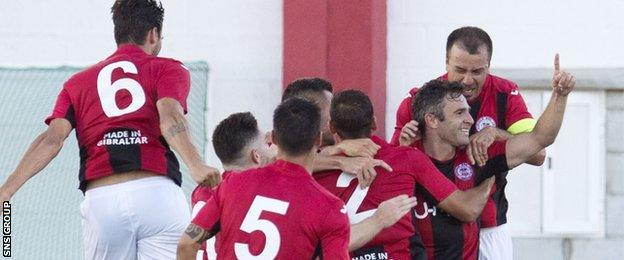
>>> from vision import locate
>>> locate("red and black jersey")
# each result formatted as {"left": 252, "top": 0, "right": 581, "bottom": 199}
{"left": 314, "top": 136, "right": 458, "bottom": 260}
{"left": 391, "top": 73, "right": 533, "bottom": 228}
{"left": 192, "top": 160, "right": 350, "bottom": 259}
{"left": 45, "top": 44, "right": 190, "bottom": 192}
{"left": 414, "top": 141, "right": 509, "bottom": 260}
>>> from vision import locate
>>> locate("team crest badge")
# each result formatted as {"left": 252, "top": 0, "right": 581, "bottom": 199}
{"left": 476, "top": 116, "right": 496, "bottom": 132}
{"left": 454, "top": 163, "right": 474, "bottom": 181}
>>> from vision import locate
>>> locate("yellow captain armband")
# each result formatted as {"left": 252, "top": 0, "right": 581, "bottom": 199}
{"left": 507, "top": 118, "right": 537, "bottom": 135}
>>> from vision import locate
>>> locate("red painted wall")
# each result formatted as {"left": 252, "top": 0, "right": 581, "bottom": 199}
{"left": 283, "top": 0, "right": 387, "bottom": 137}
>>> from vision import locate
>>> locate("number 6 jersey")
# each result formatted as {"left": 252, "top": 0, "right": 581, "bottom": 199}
{"left": 45, "top": 44, "right": 190, "bottom": 192}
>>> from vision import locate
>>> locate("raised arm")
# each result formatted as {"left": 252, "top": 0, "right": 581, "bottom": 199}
{"left": 437, "top": 177, "right": 495, "bottom": 222}
{"left": 348, "top": 194, "right": 417, "bottom": 251}
{"left": 505, "top": 54, "right": 575, "bottom": 169}
{"left": 0, "top": 119, "right": 72, "bottom": 202}
{"left": 157, "top": 98, "right": 220, "bottom": 187}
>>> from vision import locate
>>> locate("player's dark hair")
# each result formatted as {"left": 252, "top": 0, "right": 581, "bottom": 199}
{"left": 212, "top": 112, "right": 259, "bottom": 165}
{"left": 330, "top": 90, "right": 374, "bottom": 139}
{"left": 411, "top": 80, "right": 464, "bottom": 135}
{"left": 273, "top": 98, "right": 320, "bottom": 156}
{"left": 446, "top": 26, "right": 493, "bottom": 62}
{"left": 111, "top": 0, "right": 164, "bottom": 45}
{"left": 282, "top": 77, "right": 333, "bottom": 105}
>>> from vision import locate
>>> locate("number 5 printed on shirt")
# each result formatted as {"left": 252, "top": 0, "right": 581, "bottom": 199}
{"left": 337, "top": 172, "right": 376, "bottom": 224}
{"left": 235, "top": 195, "right": 289, "bottom": 259}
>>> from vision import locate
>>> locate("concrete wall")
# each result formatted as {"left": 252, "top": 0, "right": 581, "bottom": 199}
{"left": 387, "top": 1, "right": 624, "bottom": 259}
{"left": 0, "top": 0, "right": 283, "bottom": 168}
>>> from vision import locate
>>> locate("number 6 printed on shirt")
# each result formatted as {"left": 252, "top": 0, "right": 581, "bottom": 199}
{"left": 97, "top": 61, "right": 146, "bottom": 117}
{"left": 234, "top": 195, "right": 289, "bottom": 259}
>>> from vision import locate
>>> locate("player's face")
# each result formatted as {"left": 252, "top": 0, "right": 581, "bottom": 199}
{"left": 153, "top": 31, "right": 163, "bottom": 56}
{"left": 438, "top": 95, "right": 474, "bottom": 147}
{"left": 319, "top": 91, "right": 335, "bottom": 146}
{"left": 446, "top": 44, "right": 490, "bottom": 103}
{"left": 255, "top": 131, "right": 277, "bottom": 166}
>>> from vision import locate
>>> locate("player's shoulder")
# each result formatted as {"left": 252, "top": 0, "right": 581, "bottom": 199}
{"left": 307, "top": 178, "right": 346, "bottom": 208}
{"left": 384, "top": 144, "right": 426, "bottom": 161}
{"left": 147, "top": 55, "right": 186, "bottom": 68}
{"left": 191, "top": 185, "right": 214, "bottom": 204}
{"left": 488, "top": 74, "right": 520, "bottom": 94}
{"left": 407, "top": 86, "right": 420, "bottom": 99}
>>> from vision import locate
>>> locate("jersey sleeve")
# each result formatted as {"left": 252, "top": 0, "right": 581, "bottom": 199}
{"left": 191, "top": 181, "right": 226, "bottom": 238}
{"left": 317, "top": 201, "right": 350, "bottom": 259}
{"left": 45, "top": 87, "right": 76, "bottom": 127}
{"left": 390, "top": 94, "right": 414, "bottom": 146}
{"left": 481, "top": 141, "right": 510, "bottom": 180}
{"left": 409, "top": 150, "right": 458, "bottom": 203}
{"left": 155, "top": 61, "right": 191, "bottom": 113}
{"left": 505, "top": 86, "right": 536, "bottom": 134}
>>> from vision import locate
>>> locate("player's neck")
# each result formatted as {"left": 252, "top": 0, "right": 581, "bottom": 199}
{"left": 276, "top": 150, "right": 315, "bottom": 175}
{"left": 118, "top": 43, "right": 154, "bottom": 56}
{"left": 422, "top": 134, "right": 456, "bottom": 162}
{"left": 223, "top": 163, "right": 256, "bottom": 173}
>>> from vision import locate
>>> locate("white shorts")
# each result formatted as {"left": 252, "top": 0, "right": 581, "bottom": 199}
{"left": 479, "top": 224, "right": 513, "bottom": 260}
{"left": 81, "top": 176, "right": 190, "bottom": 260}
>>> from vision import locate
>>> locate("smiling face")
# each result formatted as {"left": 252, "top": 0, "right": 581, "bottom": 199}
{"left": 436, "top": 94, "right": 474, "bottom": 147}
{"left": 446, "top": 44, "right": 490, "bottom": 103}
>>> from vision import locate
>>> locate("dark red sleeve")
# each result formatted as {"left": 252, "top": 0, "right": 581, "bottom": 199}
{"left": 45, "top": 87, "right": 75, "bottom": 127}
{"left": 390, "top": 95, "right": 414, "bottom": 146}
{"left": 409, "top": 150, "right": 458, "bottom": 203}
{"left": 191, "top": 186, "right": 214, "bottom": 205}
{"left": 191, "top": 179, "right": 226, "bottom": 236}
{"left": 480, "top": 141, "right": 510, "bottom": 180}
{"left": 156, "top": 61, "right": 191, "bottom": 113}
{"left": 505, "top": 85, "right": 534, "bottom": 128}
{"left": 487, "top": 140, "right": 507, "bottom": 158}
{"left": 318, "top": 200, "right": 350, "bottom": 259}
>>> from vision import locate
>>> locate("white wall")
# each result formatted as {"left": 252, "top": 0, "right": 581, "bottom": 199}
{"left": 0, "top": 0, "right": 283, "bottom": 168}
{"left": 386, "top": 0, "right": 624, "bottom": 136}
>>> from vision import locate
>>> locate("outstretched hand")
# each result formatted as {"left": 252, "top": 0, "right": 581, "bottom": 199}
{"left": 552, "top": 54, "right": 576, "bottom": 96}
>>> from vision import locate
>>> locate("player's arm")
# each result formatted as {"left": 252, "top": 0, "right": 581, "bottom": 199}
{"left": 505, "top": 55, "right": 574, "bottom": 169}
{"left": 0, "top": 119, "right": 72, "bottom": 202}
{"left": 178, "top": 187, "right": 223, "bottom": 260}
{"left": 317, "top": 202, "right": 351, "bottom": 259}
{"left": 177, "top": 223, "right": 212, "bottom": 260}
{"left": 437, "top": 177, "right": 495, "bottom": 222}
{"left": 348, "top": 195, "right": 417, "bottom": 251}
{"left": 319, "top": 138, "right": 380, "bottom": 158}
{"left": 313, "top": 155, "right": 392, "bottom": 188}
{"left": 506, "top": 119, "right": 546, "bottom": 166}
{"left": 413, "top": 151, "right": 494, "bottom": 222}
{"left": 390, "top": 94, "right": 414, "bottom": 146}
{"left": 157, "top": 98, "right": 220, "bottom": 187}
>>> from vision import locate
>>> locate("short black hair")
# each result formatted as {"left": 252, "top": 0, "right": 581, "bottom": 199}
{"left": 411, "top": 80, "right": 464, "bottom": 135}
{"left": 212, "top": 112, "right": 259, "bottom": 165}
{"left": 111, "top": 0, "right": 164, "bottom": 45}
{"left": 282, "top": 77, "right": 333, "bottom": 104}
{"left": 273, "top": 98, "right": 320, "bottom": 156}
{"left": 446, "top": 26, "right": 493, "bottom": 62}
{"left": 330, "top": 90, "right": 374, "bottom": 139}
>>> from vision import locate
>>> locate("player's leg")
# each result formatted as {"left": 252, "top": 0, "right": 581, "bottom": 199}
{"left": 81, "top": 186, "right": 138, "bottom": 260}
{"left": 478, "top": 224, "right": 513, "bottom": 260}
{"left": 130, "top": 176, "right": 191, "bottom": 260}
